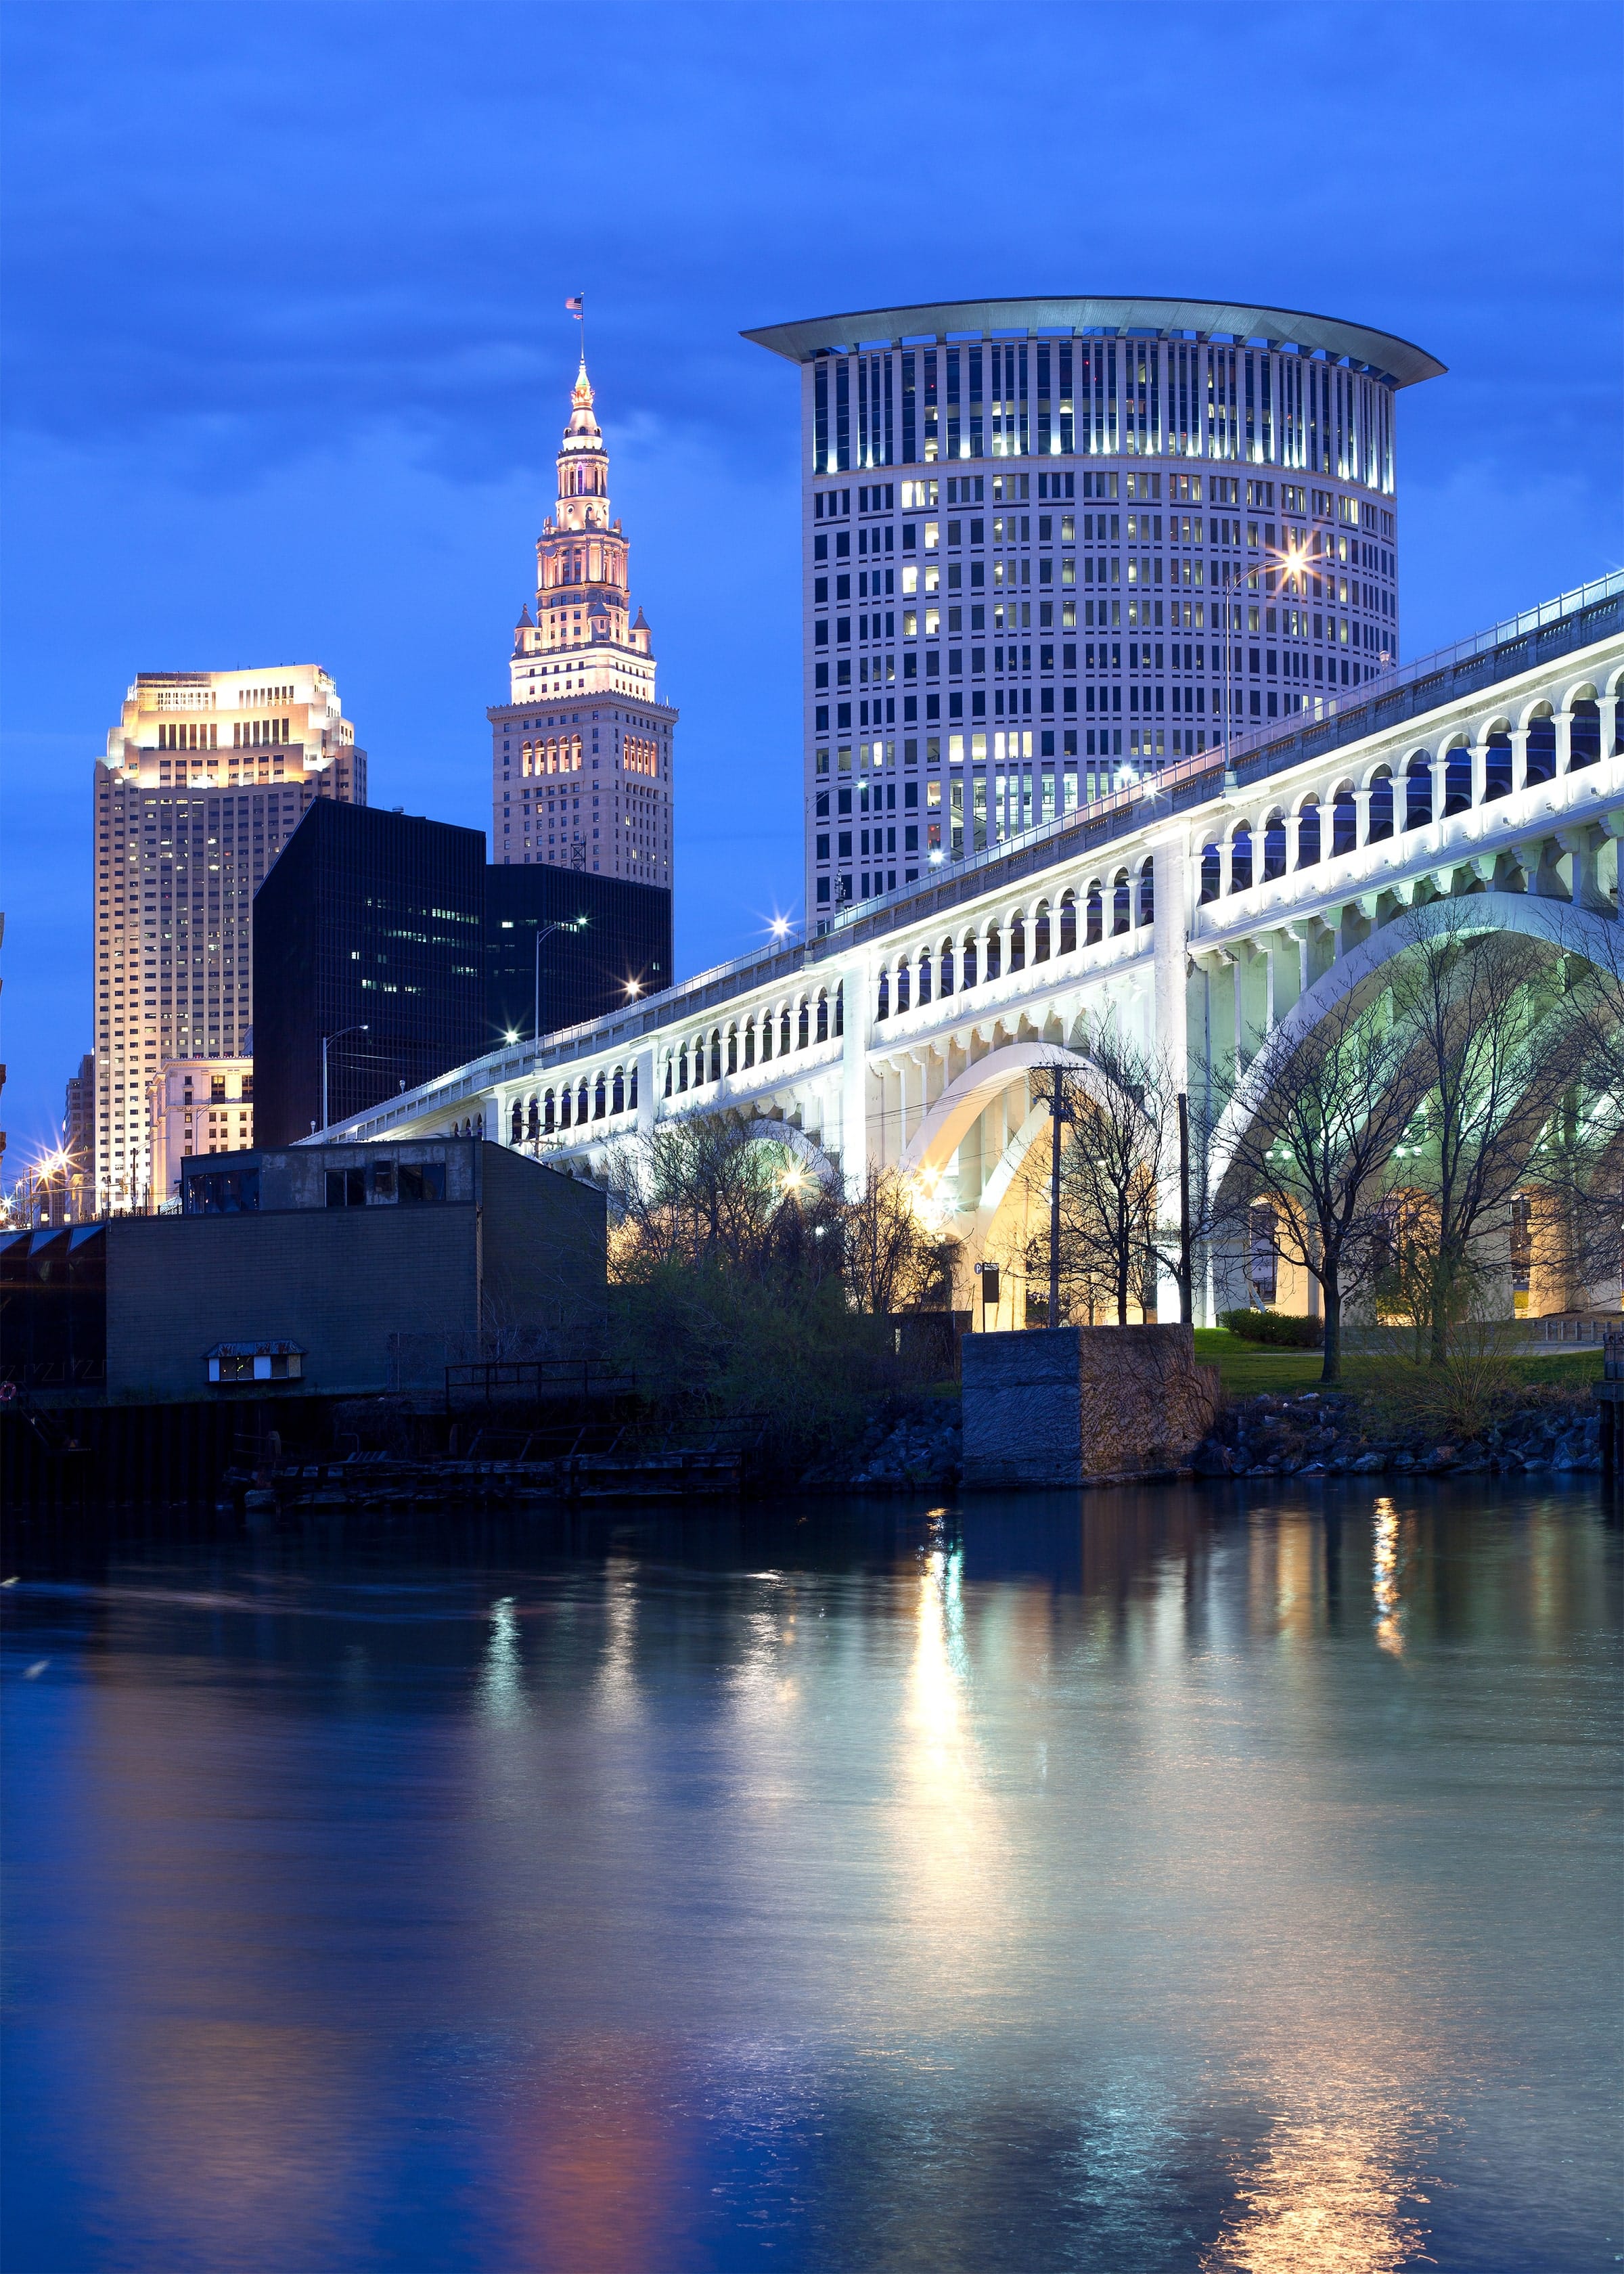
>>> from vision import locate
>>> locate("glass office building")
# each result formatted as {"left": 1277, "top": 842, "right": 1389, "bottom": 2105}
{"left": 744, "top": 297, "right": 1443, "bottom": 928}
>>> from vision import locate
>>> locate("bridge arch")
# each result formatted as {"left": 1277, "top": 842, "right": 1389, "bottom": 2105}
{"left": 1209, "top": 892, "right": 1620, "bottom": 1200}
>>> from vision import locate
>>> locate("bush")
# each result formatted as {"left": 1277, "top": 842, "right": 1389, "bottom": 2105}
{"left": 1219, "top": 1307, "right": 1324, "bottom": 1348}
{"left": 610, "top": 1262, "right": 913, "bottom": 1473}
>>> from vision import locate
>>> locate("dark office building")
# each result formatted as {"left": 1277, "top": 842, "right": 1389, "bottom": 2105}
{"left": 484, "top": 866, "right": 672, "bottom": 1047}
{"left": 254, "top": 803, "right": 486, "bottom": 1144}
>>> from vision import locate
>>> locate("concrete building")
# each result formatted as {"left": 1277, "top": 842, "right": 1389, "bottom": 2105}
{"left": 0, "top": 1138, "right": 606, "bottom": 1402}
{"left": 148, "top": 1056, "right": 254, "bottom": 1206}
{"left": 93, "top": 666, "right": 364, "bottom": 1211}
{"left": 489, "top": 359, "right": 676, "bottom": 887}
{"left": 742, "top": 297, "right": 1443, "bottom": 929}
{"left": 252, "top": 801, "right": 487, "bottom": 1145}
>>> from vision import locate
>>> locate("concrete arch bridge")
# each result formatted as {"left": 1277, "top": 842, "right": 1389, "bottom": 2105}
{"left": 325, "top": 575, "right": 1623, "bottom": 1326}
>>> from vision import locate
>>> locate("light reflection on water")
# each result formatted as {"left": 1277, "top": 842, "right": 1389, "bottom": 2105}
{"left": 2, "top": 1481, "right": 1617, "bottom": 2272}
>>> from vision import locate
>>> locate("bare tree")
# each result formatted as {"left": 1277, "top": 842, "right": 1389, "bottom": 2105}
{"left": 1386, "top": 908, "right": 1590, "bottom": 1360}
{"left": 1221, "top": 990, "right": 1426, "bottom": 1383}
{"left": 842, "top": 1165, "right": 957, "bottom": 1316}
{"left": 606, "top": 1120, "right": 842, "bottom": 1287}
{"left": 1014, "top": 1033, "right": 1171, "bottom": 1327}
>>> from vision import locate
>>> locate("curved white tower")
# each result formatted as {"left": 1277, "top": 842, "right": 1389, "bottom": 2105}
{"left": 745, "top": 296, "right": 1443, "bottom": 929}
{"left": 489, "top": 358, "right": 676, "bottom": 884}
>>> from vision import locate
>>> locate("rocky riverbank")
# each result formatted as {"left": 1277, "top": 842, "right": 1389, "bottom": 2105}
{"left": 796, "top": 1383, "right": 1606, "bottom": 1492}
{"left": 1190, "top": 1389, "right": 1604, "bottom": 1477}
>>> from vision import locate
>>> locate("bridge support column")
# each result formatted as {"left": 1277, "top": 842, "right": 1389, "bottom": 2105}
{"left": 1152, "top": 829, "right": 1190, "bottom": 1322}
{"left": 635, "top": 1047, "right": 656, "bottom": 1137}
{"left": 839, "top": 951, "right": 872, "bottom": 1197}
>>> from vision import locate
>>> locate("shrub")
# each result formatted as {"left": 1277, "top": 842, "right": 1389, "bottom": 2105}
{"left": 1219, "top": 1307, "right": 1324, "bottom": 1348}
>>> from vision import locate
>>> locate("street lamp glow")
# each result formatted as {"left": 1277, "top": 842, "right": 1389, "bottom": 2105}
{"left": 769, "top": 914, "right": 791, "bottom": 941}
{"left": 503, "top": 1029, "right": 520, "bottom": 1045}
{"left": 625, "top": 977, "right": 641, "bottom": 998}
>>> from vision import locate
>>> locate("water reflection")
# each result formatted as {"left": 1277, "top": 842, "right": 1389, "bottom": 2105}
{"left": 2, "top": 1481, "right": 1617, "bottom": 2272}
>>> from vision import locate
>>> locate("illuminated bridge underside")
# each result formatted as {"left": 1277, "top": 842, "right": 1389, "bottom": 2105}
{"left": 323, "top": 583, "right": 1623, "bottom": 1323}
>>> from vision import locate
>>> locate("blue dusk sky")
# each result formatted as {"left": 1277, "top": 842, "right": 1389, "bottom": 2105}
{"left": 1, "top": 0, "right": 1619, "bottom": 1164}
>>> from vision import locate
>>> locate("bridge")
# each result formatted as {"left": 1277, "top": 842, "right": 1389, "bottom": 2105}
{"left": 323, "top": 573, "right": 1623, "bottom": 1324}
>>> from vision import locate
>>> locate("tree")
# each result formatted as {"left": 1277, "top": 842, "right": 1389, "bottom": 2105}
{"left": 1386, "top": 908, "right": 1590, "bottom": 1360}
{"left": 606, "top": 1120, "right": 843, "bottom": 1287}
{"left": 842, "top": 1164, "right": 957, "bottom": 1317}
{"left": 1012, "top": 1033, "right": 1171, "bottom": 1328}
{"left": 1220, "top": 989, "right": 1426, "bottom": 1383}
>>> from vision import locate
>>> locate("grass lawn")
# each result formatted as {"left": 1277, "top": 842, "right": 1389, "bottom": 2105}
{"left": 1191, "top": 1330, "right": 1604, "bottom": 1399}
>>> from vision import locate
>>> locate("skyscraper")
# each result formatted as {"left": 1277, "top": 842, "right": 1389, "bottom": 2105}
{"left": 744, "top": 297, "right": 1442, "bottom": 928}
{"left": 489, "top": 358, "right": 676, "bottom": 888}
{"left": 92, "top": 668, "right": 363, "bottom": 1211}
{"left": 252, "top": 801, "right": 485, "bottom": 1146}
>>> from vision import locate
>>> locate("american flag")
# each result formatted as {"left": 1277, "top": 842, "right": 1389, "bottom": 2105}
{"left": 565, "top": 295, "right": 583, "bottom": 318}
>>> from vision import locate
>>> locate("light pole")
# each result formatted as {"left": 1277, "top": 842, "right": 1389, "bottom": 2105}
{"left": 1213, "top": 535, "right": 1322, "bottom": 782}
{"left": 320, "top": 1024, "right": 367, "bottom": 1133}
{"left": 533, "top": 916, "right": 586, "bottom": 1046}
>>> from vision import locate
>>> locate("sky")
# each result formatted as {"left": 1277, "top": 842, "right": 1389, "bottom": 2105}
{"left": 1, "top": 0, "right": 1620, "bottom": 1166}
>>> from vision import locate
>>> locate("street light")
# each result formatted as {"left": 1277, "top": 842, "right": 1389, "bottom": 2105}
{"left": 533, "top": 916, "right": 586, "bottom": 1045}
{"left": 1213, "top": 535, "right": 1327, "bottom": 786}
{"left": 320, "top": 1024, "right": 367, "bottom": 1132}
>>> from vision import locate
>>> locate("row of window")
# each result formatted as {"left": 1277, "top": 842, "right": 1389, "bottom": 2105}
{"left": 813, "top": 342, "right": 1397, "bottom": 493}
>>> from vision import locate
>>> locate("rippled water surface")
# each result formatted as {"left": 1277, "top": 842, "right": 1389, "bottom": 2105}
{"left": 3, "top": 1482, "right": 1619, "bottom": 2271}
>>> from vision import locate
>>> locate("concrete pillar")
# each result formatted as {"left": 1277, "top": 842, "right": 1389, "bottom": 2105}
{"left": 1470, "top": 742, "right": 1488, "bottom": 809}
{"left": 1555, "top": 711, "right": 1573, "bottom": 774}
{"left": 635, "top": 1047, "right": 656, "bottom": 1136}
{"left": 1284, "top": 811, "right": 1303, "bottom": 872}
{"left": 1151, "top": 830, "right": 1191, "bottom": 1322}
{"left": 1428, "top": 753, "right": 1449, "bottom": 827}
{"left": 1510, "top": 727, "right": 1531, "bottom": 792}
{"left": 1599, "top": 694, "right": 1619, "bottom": 762}
{"left": 1353, "top": 787, "right": 1372, "bottom": 847}
{"left": 1558, "top": 825, "right": 1608, "bottom": 912}
{"left": 839, "top": 950, "right": 872, "bottom": 1197}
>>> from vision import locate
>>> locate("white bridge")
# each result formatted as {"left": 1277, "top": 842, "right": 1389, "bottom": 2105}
{"left": 325, "top": 575, "right": 1624, "bottom": 1322}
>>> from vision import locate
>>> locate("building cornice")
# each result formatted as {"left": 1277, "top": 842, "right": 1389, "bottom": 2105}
{"left": 742, "top": 296, "right": 1445, "bottom": 388}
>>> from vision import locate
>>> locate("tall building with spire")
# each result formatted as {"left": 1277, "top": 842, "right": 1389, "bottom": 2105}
{"left": 489, "top": 358, "right": 675, "bottom": 886}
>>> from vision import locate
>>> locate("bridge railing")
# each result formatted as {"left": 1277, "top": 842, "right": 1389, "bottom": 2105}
{"left": 828, "top": 566, "right": 1624, "bottom": 944}
{"left": 321, "top": 571, "right": 1623, "bottom": 1138}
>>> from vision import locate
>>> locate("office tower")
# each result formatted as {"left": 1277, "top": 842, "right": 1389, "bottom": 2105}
{"left": 744, "top": 297, "right": 1442, "bottom": 928}
{"left": 252, "top": 801, "right": 485, "bottom": 1145}
{"left": 62, "top": 1052, "right": 95, "bottom": 1220}
{"left": 484, "top": 864, "right": 673, "bottom": 1049}
{"left": 92, "top": 667, "right": 363, "bottom": 1210}
{"left": 490, "top": 357, "right": 677, "bottom": 887}
{"left": 148, "top": 1056, "right": 254, "bottom": 1205}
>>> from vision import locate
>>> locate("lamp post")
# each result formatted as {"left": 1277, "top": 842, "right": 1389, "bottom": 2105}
{"left": 1213, "top": 535, "right": 1322, "bottom": 783}
{"left": 533, "top": 916, "right": 586, "bottom": 1045}
{"left": 320, "top": 1024, "right": 368, "bottom": 1133}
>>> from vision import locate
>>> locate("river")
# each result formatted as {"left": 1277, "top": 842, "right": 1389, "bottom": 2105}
{"left": 3, "top": 1481, "right": 1618, "bottom": 2271}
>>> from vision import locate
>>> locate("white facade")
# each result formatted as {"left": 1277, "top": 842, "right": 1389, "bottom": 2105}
{"left": 93, "top": 667, "right": 363, "bottom": 1212}
{"left": 489, "top": 359, "right": 676, "bottom": 887}
{"left": 148, "top": 1056, "right": 254, "bottom": 1206}
{"left": 743, "top": 296, "right": 1442, "bottom": 932}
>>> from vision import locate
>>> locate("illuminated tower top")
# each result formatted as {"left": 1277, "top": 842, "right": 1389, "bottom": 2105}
{"left": 510, "top": 357, "right": 656, "bottom": 705}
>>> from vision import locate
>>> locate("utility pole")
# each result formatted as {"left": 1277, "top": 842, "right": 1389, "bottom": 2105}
{"left": 1044, "top": 1063, "right": 1070, "bottom": 1330}
{"left": 1177, "top": 1090, "right": 1193, "bottom": 1324}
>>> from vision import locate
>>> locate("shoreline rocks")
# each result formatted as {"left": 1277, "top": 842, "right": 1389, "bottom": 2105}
{"left": 1190, "top": 1389, "right": 1603, "bottom": 1478}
